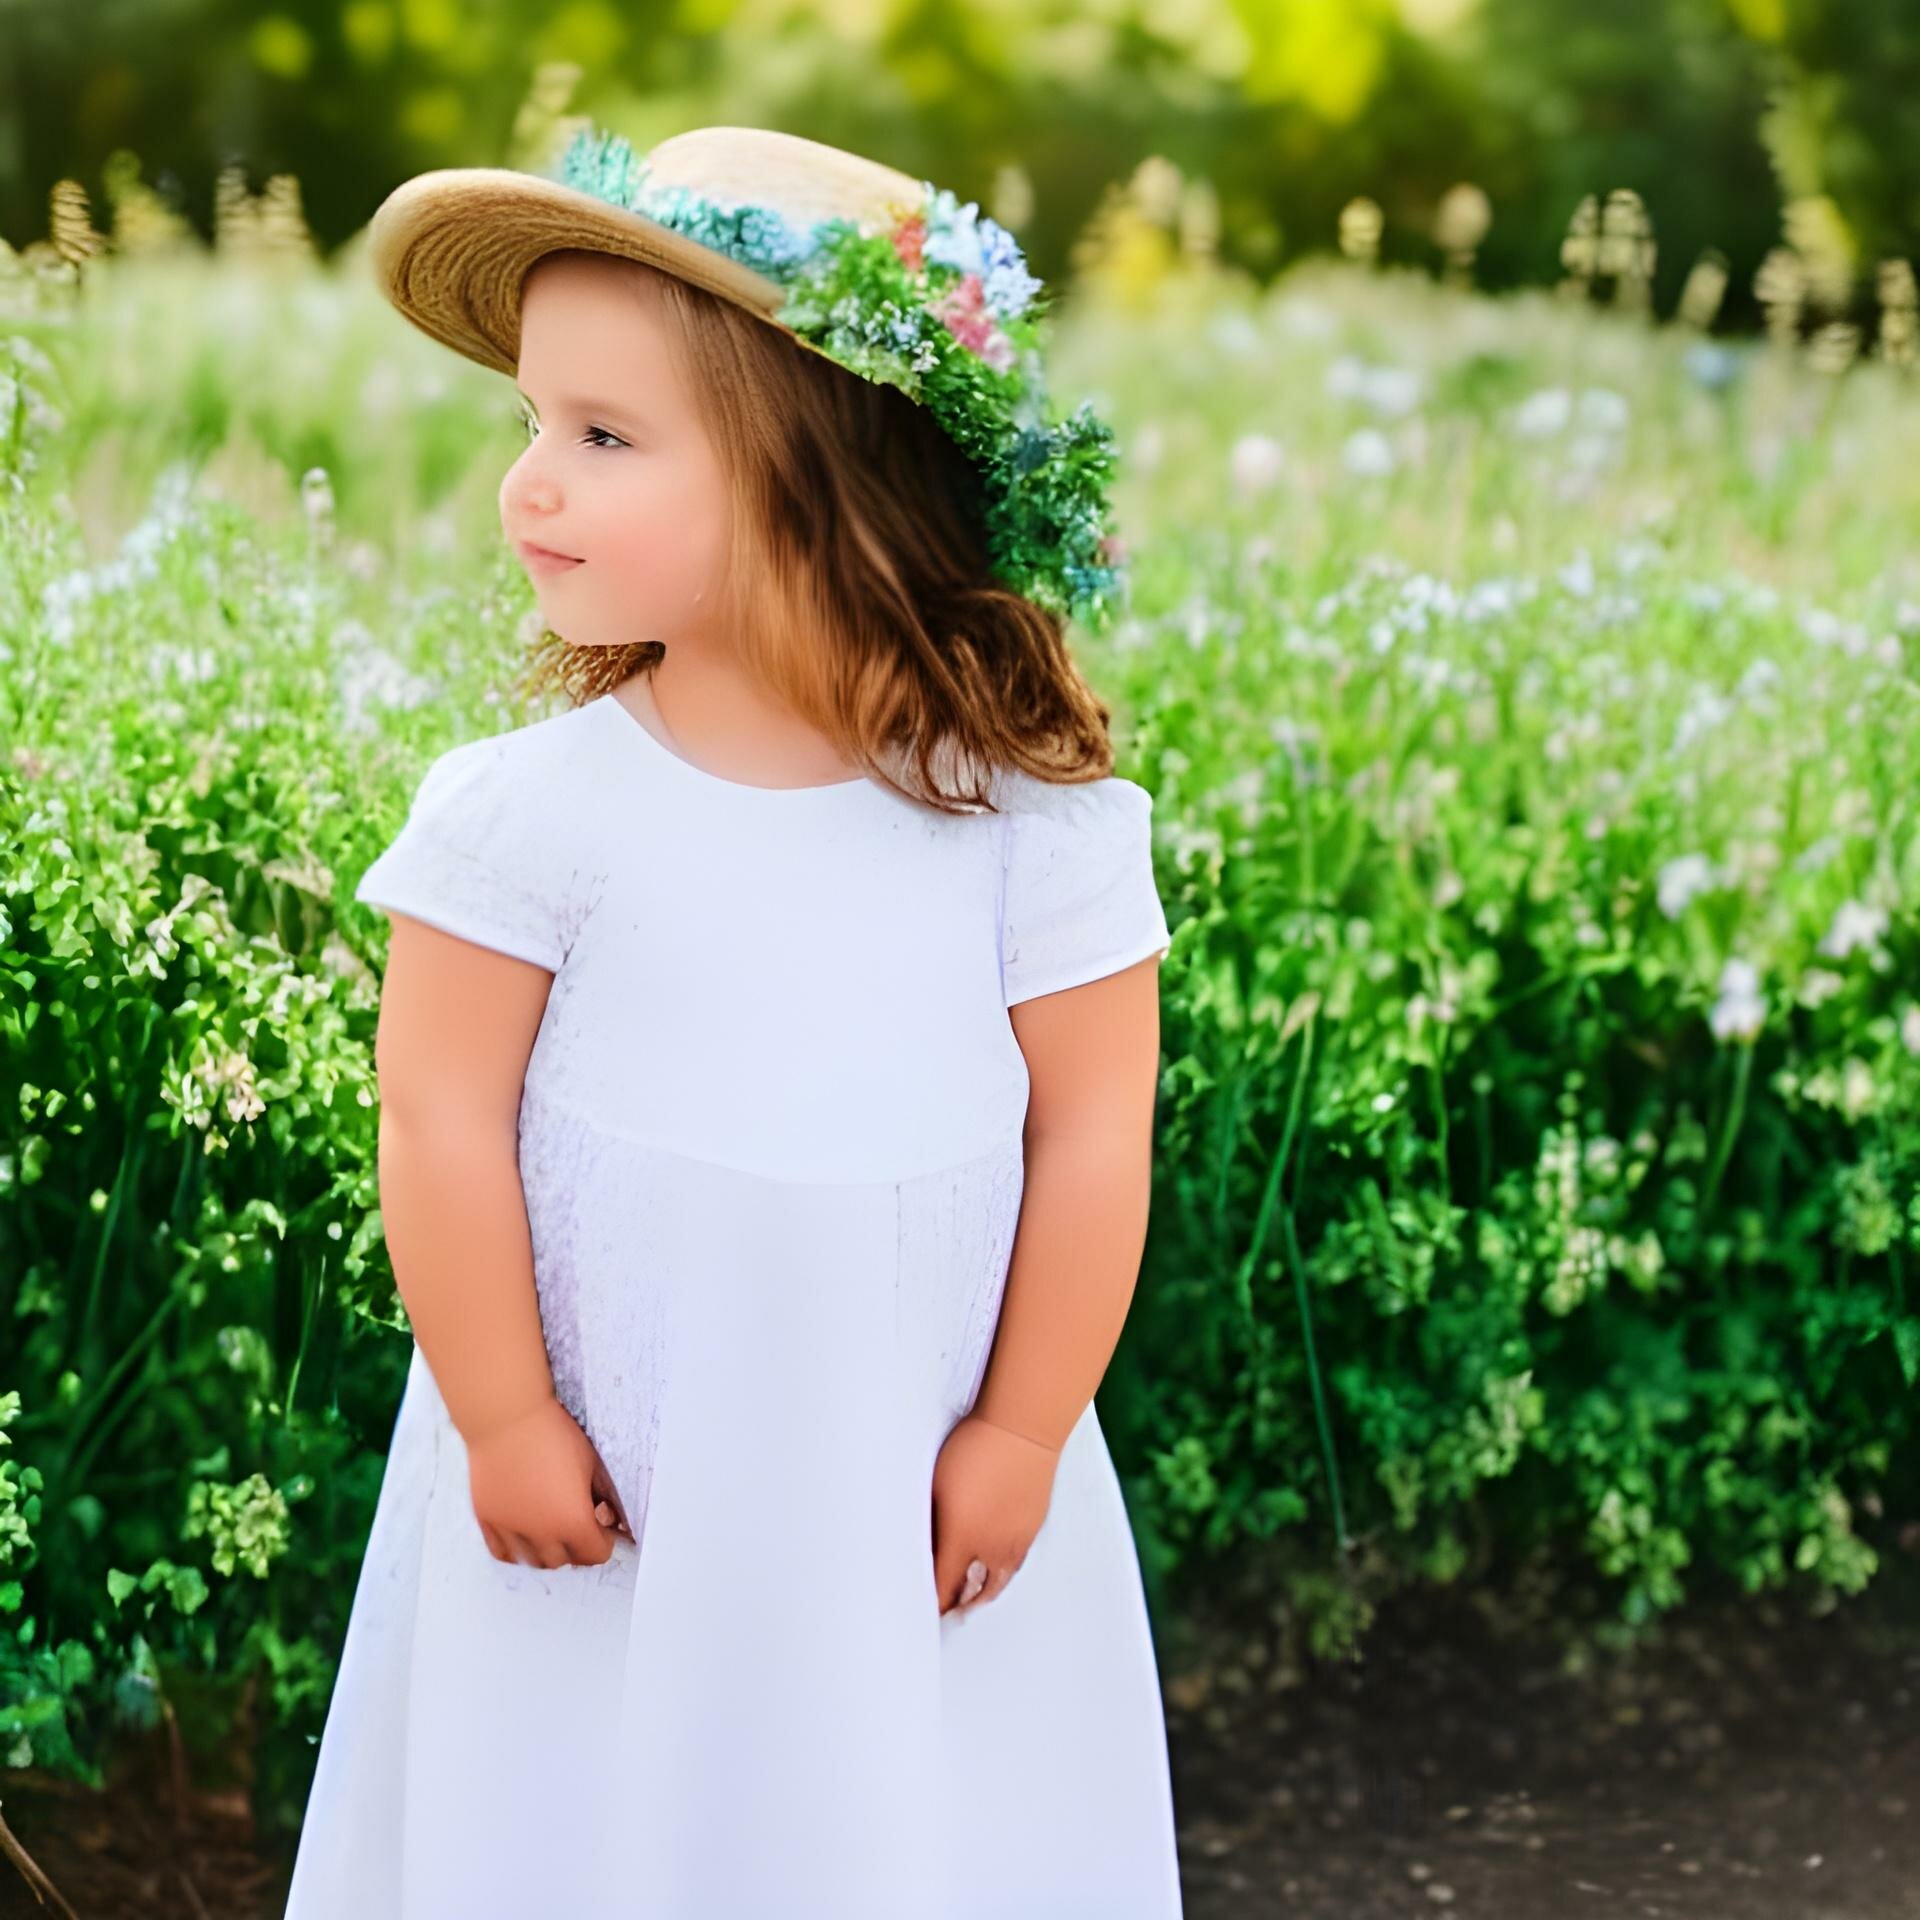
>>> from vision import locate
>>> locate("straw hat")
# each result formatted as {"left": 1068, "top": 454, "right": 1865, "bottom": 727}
{"left": 364, "top": 123, "right": 1127, "bottom": 631}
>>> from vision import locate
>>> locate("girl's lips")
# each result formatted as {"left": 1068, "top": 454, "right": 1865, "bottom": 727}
{"left": 515, "top": 539, "right": 585, "bottom": 574}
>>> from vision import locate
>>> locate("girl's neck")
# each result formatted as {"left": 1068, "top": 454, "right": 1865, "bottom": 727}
{"left": 618, "top": 666, "right": 864, "bottom": 790}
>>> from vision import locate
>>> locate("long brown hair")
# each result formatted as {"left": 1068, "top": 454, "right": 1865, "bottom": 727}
{"left": 507, "top": 250, "right": 1121, "bottom": 815}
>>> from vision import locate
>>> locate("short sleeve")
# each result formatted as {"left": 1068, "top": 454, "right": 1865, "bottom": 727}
{"left": 354, "top": 737, "right": 576, "bottom": 971}
{"left": 1000, "top": 776, "right": 1172, "bottom": 1007}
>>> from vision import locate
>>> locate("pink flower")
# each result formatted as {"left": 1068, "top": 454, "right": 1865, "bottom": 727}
{"left": 892, "top": 213, "right": 926, "bottom": 274}
{"left": 977, "top": 331, "right": 1015, "bottom": 374}
{"left": 933, "top": 273, "right": 997, "bottom": 354}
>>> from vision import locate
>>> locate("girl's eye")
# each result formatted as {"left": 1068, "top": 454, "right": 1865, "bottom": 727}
{"left": 513, "top": 405, "right": 623, "bottom": 450}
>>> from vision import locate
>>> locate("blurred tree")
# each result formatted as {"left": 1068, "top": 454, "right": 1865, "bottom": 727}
{"left": 0, "top": 0, "right": 1913, "bottom": 320}
{"left": 1736, "top": 0, "right": 1920, "bottom": 280}
{"left": 1461, "top": 0, "right": 1787, "bottom": 327}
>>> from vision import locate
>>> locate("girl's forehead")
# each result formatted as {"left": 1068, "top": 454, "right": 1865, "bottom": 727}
{"left": 525, "top": 249, "right": 662, "bottom": 307}
{"left": 520, "top": 277, "right": 677, "bottom": 378}
{"left": 529, "top": 282, "right": 667, "bottom": 336}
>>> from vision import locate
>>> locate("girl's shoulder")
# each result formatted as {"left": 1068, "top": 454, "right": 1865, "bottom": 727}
{"left": 992, "top": 765, "right": 1169, "bottom": 1007}
{"left": 988, "top": 761, "right": 1156, "bottom": 830}
{"left": 355, "top": 702, "right": 609, "bottom": 970}
{"left": 401, "top": 695, "right": 618, "bottom": 837}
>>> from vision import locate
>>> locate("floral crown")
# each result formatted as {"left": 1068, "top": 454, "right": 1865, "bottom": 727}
{"left": 550, "top": 127, "right": 1127, "bottom": 634}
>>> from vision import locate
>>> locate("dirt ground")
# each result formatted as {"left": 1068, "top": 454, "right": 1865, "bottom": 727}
{"left": 3, "top": 1565, "right": 1917, "bottom": 1919}
{"left": 1162, "top": 1558, "right": 1920, "bottom": 1920}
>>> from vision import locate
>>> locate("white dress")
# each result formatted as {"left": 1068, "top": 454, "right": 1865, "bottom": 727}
{"left": 284, "top": 690, "right": 1183, "bottom": 1920}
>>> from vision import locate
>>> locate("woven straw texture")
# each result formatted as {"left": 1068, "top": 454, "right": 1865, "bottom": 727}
{"left": 367, "top": 126, "right": 929, "bottom": 378}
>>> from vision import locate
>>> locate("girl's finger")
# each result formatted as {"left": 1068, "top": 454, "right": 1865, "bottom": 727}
{"left": 590, "top": 1464, "right": 635, "bottom": 1538}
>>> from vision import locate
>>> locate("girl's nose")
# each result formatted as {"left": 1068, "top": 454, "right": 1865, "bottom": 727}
{"left": 502, "top": 458, "right": 561, "bottom": 517}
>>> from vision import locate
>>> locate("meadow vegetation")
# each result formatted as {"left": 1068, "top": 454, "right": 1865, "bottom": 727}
{"left": 2, "top": 169, "right": 1916, "bottom": 1828}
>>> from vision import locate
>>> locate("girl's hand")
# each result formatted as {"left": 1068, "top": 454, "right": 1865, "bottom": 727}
{"left": 931, "top": 1414, "right": 1061, "bottom": 1616}
{"left": 464, "top": 1396, "right": 634, "bottom": 1569}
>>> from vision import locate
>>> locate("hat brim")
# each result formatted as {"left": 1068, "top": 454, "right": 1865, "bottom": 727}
{"left": 366, "top": 168, "right": 802, "bottom": 379}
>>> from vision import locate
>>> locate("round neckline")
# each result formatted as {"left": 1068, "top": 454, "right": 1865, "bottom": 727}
{"left": 594, "top": 689, "right": 882, "bottom": 799}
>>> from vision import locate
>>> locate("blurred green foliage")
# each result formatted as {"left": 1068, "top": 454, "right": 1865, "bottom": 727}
{"left": 3, "top": 0, "right": 1918, "bottom": 330}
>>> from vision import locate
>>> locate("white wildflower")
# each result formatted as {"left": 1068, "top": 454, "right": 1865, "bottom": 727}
{"left": 1797, "top": 968, "right": 1845, "bottom": 1007}
{"left": 1342, "top": 428, "right": 1396, "bottom": 477}
{"left": 338, "top": 647, "right": 440, "bottom": 732}
{"left": 1208, "top": 311, "right": 1262, "bottom": 357}
{"left": 1463, "top": 578, "right": 1519, "bottom": 620}
{"left": 1800, "top": 605, "right": 1869, "bottom": 656}
{"left": 301, "top": 466, "right": 335, "bottom": 527}
{"left": 1840, "top": 1057, "right": 1875, "bottom": 1118}
{"left": 1672, "top": 688, "right": 1733, "bottom": 753}
{"left": 1274, "top": 296, "right": 1336, "bottom": 341}
{"left": 1576, "top": 387, "right": 1630, "bottom": 433}
{"left": 1818, "top": 900, "right": 1888, "bottom": 960}
{"left": 1229, "top": 433, "right": 1285, "bottom": 498}
{"left": 1566, "top": 432, "right": 1618, "bottom": 474}
{"left": 40, "top": 568, "right": 97, "bottom": 646}
{"left": 1325, "top": 354, "right": 1368, "bottom": 401}
{"left": 1363, "top": 365, "right": 1423, "bottom": 418}
{"left": 1710, "top": 958, "right": 1766, "bottom": 1042}
{"left": 155, "top": 643, "right": 220, "bottom": 685}
{"left": 1558, "top": 551, "right": 1596, "bottom": 597}
{"left": 1512, "top": 387, "right": 1573, "bottom": 438}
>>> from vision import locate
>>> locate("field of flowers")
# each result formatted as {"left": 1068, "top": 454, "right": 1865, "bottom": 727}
{"left": 2, "top": 230, "right": 1917, "bottom": 1828}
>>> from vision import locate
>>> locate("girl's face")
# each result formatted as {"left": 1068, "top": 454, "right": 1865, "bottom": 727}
{"left": 499, "top": 252, "right": 730, "bottom": 651}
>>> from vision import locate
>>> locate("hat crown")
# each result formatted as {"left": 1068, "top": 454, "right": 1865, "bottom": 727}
{"left": 629, "top": 126, "right": 925, "bottom": 243}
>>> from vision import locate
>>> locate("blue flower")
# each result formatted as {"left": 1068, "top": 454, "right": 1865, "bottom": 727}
{"left": 558, "top": 129, "right": 648, "bottom": 212}
{"left": 920, "top": 187, "right": 1039, "bottom": 323}
{"left": 974, "top": 220, "right": 1041, "bottom": 322}
{"left": 921, "top": 187, "right": 985, "bottom": 278}
{"left": 1684, "top": 340, "right": 1742, "bottom": 393}
{"left": 635, "top": 183, "right": 816, "bottom": 275}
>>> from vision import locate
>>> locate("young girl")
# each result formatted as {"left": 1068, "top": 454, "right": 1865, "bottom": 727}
{"left": 285, "top": 123, "right": 1182, "bottom": 1919}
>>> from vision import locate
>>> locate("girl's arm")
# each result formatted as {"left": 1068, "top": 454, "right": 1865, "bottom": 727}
{"left": 373, "top": 914, "right": 631, "bottom": 1568}
{"left": 968, "top": 949, "right": 1163, "bottom": 1451}
{"left": 930, "top": 949, "right": 1162, "bottom": 1613}
{"left": 371, "top": 914, "right": 559, "bottom": 1445}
